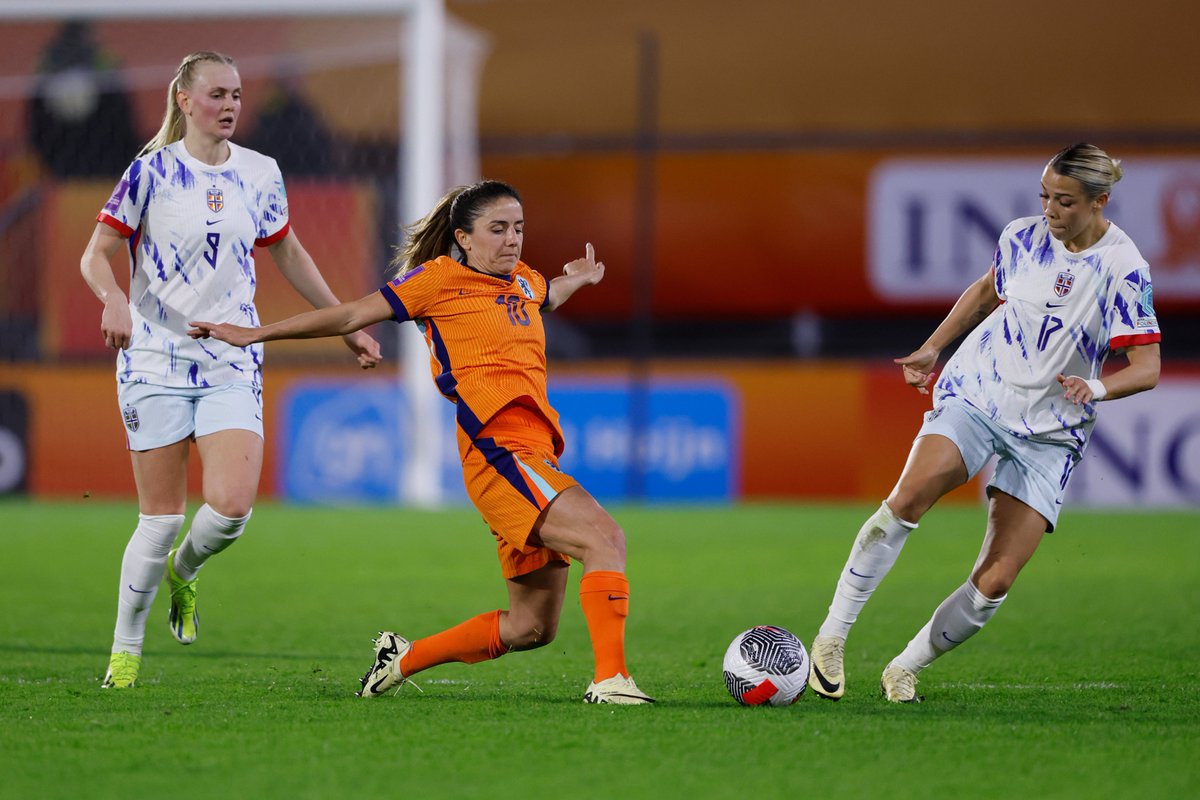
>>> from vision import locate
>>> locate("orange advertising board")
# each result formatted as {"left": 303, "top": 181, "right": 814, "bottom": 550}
{"left": 0, "top": 360, "right": 985, "bottom": 504}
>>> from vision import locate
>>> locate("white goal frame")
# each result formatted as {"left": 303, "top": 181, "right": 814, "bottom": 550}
{"left": 4, "top": 0, "right": 480, "bottom": 506}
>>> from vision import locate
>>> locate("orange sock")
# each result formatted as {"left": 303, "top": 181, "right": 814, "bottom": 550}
{"left": 399, "top": 609, "right": 508, "bottom": 677}
{"left": 579, "top": 570, "right": 630, "bottom": 681}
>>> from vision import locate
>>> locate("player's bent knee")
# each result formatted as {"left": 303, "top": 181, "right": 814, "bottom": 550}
{"left": 586, "top": 523, "right": 626, "bottom": 566}
{"left": 203, "top": 495, "right": 254, "bottom": 520}
{"left": 507, "top": 620, "right": 558, "bottom": 650}
{"left": 972, "top": 565, "right": 1016, "bottom": 599}
{"left": 884, "top": 493, "right": 928, "bottom": 525}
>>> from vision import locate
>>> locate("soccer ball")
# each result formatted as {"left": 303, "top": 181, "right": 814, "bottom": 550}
{"left": 722, "top": 625, "right": 809, "bottom": 706}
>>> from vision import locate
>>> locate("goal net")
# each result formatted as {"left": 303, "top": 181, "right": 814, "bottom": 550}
{"left": 0, "top": 0, "right": 486, "bottom": 504}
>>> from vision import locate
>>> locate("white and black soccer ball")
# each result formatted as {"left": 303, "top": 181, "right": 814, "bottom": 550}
{"left": 722, "top": 625, "right": 809, "bottom": 706}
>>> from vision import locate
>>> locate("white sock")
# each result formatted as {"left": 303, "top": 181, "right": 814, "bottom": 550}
{"left": 893, "top": 579, "right": 1006, "bottom": 673}
{"left": 173, "top": 504, "right": 251, "bottom": 582}
{"left": 112, "top": 513, "right": 186, "bottom": 654}
{"left": 818, "top": 502, "right": 917, "bottom": 641}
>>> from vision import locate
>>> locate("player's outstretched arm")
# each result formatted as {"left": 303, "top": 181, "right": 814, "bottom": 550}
{"left": 269, "top": 229, "right": 383, "bottom": 369}
{"left": 190, "top": 292, "right": 393, "bottom": 347}
{"left": 895, "top": 268, "right": 1000, "bottom": 393}
{"left": 1057, "top": 342, "right": 1160, "bottom": 405}
{"left": 546, "top": 243, "right": 605, "bottom": 311}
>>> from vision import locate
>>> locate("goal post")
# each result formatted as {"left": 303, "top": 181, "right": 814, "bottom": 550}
{"left": 1, "top": 0, "right": 484, "bottom": 506}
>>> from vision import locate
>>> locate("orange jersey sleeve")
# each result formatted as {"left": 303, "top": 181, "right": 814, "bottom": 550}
{"left": 379, "top": 257, "right": 563, "bottom": 452}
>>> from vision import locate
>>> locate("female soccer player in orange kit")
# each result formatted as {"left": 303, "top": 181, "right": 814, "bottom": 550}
{"left": 190, "top": 179, "right": 653, "bottom": 704}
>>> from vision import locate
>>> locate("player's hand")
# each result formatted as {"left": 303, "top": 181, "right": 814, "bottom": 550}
{"left": 100, "top": 296, "right": 133, "bottom": 350}
{"left": 894, "top": 348, "right": 939, "bottom": 394}
{"left": 188, "top": 321, "right": 259, "bottom": 348}
{"left": 1057, "top": 373, "right": 1095, "bottom": 405}
{"left": 562, "top": 243, "right": 605, "bottom": 286}
{"left": 343, "top": 330, "right": 383, "bottom": 369}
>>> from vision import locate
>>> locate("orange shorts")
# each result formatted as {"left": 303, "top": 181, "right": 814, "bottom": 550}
{"left": 458, "top": 405, "right": 577, "bottom": 579}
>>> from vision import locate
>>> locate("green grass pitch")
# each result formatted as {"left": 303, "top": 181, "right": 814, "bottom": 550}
{"left": 1, "top": 500, "right": 1197, "bottom": 799}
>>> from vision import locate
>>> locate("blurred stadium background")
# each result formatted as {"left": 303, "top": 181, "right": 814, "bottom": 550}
{"left": 0, "top": 0, "right": 1197, "bottom": 512}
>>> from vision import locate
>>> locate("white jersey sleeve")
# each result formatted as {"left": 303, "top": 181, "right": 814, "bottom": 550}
{"left": 934, "top": 216, "right": 1161, "bottom": 452}
{"left": 97, "top": 141, "right": 290, "bottom": 389}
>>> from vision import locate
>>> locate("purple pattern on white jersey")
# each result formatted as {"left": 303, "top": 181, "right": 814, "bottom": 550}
{"left": 100, "top": 141, "right": 288, "bottom": 389}
{"left": 934, "top": 216, "right": 1160, "bottom": 453}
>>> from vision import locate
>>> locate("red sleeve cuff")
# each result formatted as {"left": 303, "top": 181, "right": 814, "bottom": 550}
{"left": 255, "top": 220, "right": 290, "bottom": 248}
{"left": 1110, "top": 332, "right": 1161, "bottom": 349}
{"left": 97, "top": 212, "right": 134, "bottom": 238}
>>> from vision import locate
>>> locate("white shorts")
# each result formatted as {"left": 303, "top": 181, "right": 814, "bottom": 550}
{"left": 917, "top": 396, "right": 1080, "bottom": 532}
{"left": 116, "top": 382, "right": 263, "bottom": 452}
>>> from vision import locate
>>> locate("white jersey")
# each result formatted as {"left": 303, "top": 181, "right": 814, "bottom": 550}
{"left": 98, "top": 140, "right": 290, "bottom": 389}
{"left": 935, "top": 216, "right": 1161, "bottom": 452}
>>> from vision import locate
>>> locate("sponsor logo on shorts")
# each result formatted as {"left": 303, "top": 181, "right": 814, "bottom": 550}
{"left": 543, "top": 458, "right": 562, "bottom": 473}
{"left": 122, "top": 405, "right": 140, "bottom": 432}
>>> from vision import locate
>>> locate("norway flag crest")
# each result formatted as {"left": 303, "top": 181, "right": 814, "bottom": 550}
{"left": 1054, "top": 271, "right": 1074, "bottom": 297}
{"left": 207, "top": 188, "right": 224, "bottom": 213}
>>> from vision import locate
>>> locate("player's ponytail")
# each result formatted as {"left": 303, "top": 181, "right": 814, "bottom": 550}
{"left": 392, "top": 180, "right": 521, "bottom": 276}
{"left": 393, "top": 187, "right": 462, "bottom": 276}
{"left": 139, "top": 51, "right": 237, "bottom": 157}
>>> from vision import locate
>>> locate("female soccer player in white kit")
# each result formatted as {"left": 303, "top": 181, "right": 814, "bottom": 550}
{"left": 80, "top": 51, "right": 381, "bottom": 688}
{"left": 807, "top": 143, "right": 1162, "bottom": 703}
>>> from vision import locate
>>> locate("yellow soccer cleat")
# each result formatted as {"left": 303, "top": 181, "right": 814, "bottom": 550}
{"left": 102, "top": 651, "right": 142, "bottom": 689}
{"left": 166, "top": 549, "right": 199, "bottom": 645}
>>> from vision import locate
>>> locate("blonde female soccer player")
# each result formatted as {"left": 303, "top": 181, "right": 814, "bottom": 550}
{"left": 81, "top": 51, "right": 381, "bottom": 689}
{"left": 190, "top": 179, "right": 654, "bottom": 704}
{"left": 807, "top": 143, "right": 1161, "bottom": 703}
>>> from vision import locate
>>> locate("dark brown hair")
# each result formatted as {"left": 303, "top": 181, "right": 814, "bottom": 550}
{"left": 392, "top": 179, "right": 522, "bottom": 275}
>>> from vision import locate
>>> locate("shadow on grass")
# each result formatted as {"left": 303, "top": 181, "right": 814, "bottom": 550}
{"left": 0, "top": 642, "right": 339, "bottom": 662}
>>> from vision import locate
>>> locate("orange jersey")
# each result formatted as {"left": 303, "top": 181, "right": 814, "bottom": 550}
{"left": 379, "top": 256, "right": 564, "bottom": 453}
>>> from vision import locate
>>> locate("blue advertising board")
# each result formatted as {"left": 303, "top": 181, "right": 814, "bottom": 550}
{"left": 279, "top": 378, "right": 738, "bottom": 504}
{"left": 550, "top": 380, "right": 739, "bottom": 502}
{"left": 278, "top": 380, "right": 464, "bottom": 505}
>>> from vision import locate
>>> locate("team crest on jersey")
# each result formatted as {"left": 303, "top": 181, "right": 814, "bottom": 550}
{"left": 206, "top": 188, "right": 224, "bottom": 213}
{"left": 1053, "top": 271, "right": 1074, "bottom": 297}
{"left": 516, "top": 275, "right": 535, "bottom": 300}
{"left": 122, "top": 406, "right": 140, "bottom": 432}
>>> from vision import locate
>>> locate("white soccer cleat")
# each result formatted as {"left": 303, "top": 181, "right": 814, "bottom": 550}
{"left": 583, "top": 673, "right": 656, "bottom": 705}
{"left": 356, "top": 631, "right": 413, "bottom": 698}
{"left": 880, "top": 662, "right": 922, "bottom": 704}
{"left": 808, "top": 634, "right": 846, "bottom": 700}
